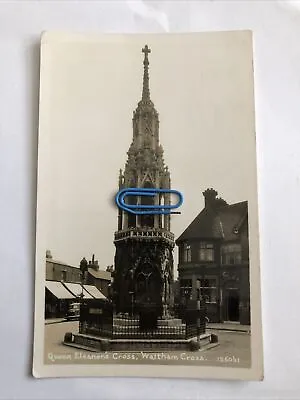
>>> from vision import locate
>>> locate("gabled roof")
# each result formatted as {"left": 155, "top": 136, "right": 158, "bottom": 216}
{"left": 217, "top": 201, "right": 248, "bottom": 241}
{"left": 176, "top": 201, "right": 247, "bottom": 243}
{"left": 176, "top": 207, "right": 223, "bottom": 242}
{"left": 88, "top": 268, "right": 111, "bottom": 281}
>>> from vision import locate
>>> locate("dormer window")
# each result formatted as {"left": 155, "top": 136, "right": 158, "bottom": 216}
{"left": 199, "top": 242, "right": 214, "bottom": 262}
{"left": 183, "top": 243, "right": 192, "bottom": 262}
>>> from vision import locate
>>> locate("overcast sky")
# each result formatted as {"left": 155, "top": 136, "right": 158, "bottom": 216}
{"left": 38, "top": 31, "right": 257, "bottom": 273}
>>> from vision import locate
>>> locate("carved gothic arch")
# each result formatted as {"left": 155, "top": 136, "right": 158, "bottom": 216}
{"left": 141, "top": 172, "right": 155, "bottom": 186}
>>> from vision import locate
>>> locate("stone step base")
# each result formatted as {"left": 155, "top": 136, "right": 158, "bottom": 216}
{"left": 112, "top": 326, "right": 186, "bottom": 334}
{"left": 64, "top": 332, "right": 216, "bottom": 352}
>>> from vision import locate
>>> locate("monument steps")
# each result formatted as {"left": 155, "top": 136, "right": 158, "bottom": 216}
{"left": 64, "top": 331, "right": 216, "bottom": 352}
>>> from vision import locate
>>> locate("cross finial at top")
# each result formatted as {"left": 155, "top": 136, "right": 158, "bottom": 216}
{"left": 141, "top": 45, "right": 151, "bottom": 101}
{"left": 142, "top": 44, "right": 151, "bottom": 55}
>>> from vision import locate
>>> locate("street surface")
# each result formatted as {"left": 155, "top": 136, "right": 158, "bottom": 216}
{"left": 44, "top": 321, "right": 251, "bottom": 368}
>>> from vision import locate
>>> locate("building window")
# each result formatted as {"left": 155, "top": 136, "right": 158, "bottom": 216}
{"left": 183, "top": 243, "right": 192, "bottom": 262}
{"left": 199, "top": 242, "right": 214, "bottom": 262}
{"left": 61, "top": 270, "right": 67, "bottom": 282}
{"left": 180, "top": 279, "right": 192, "bottom": 300}
{"left": 221, "top": 243, "right": 242, "bottom": 265}
{"left": 200, "top": 278, "right": 217, "bottom": 303}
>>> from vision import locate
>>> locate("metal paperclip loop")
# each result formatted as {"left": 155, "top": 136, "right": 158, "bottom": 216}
{"left": 115, "top": 188, "right": 183, "bottom": 215}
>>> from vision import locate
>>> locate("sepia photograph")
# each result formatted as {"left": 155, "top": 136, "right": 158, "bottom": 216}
{"left": 33, "top": 31, "right": 263, "bottom": 380}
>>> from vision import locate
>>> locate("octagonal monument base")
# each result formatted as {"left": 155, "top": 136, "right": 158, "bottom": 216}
{"left": 63, "top": 314, "right": 218, "bottom": 353}
{"left": 63, "top": 331, "right": 218, "bottom": 352}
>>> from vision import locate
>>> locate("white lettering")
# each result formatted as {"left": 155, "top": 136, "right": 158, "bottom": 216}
{"left": 47, "top": 352, "right": 72, "bottom": 362}
{"left": 140, "top": 352, "right": 178, "bottom": 361}
{"left": 113, "top": 353, "right": 137, "bottom": 360}
{"left": 180, "top": 353, "right": 207, "bottom": 361}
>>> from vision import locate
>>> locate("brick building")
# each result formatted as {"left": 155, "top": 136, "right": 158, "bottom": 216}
{"left": 176, "top": 189, "right": 250, "bottom": 325}
{"left": 46, "top": 252, "right": 81, "bottom": 283}
{"left": 45, "top": 251, "right": 111, "bottom": 318}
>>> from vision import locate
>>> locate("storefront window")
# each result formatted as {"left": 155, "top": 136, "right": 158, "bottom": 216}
{"left": 200, "top": 278, "right": 217, "bottom": 303}
{"left": 180, "top": 279, "right": 192, "bottom": 300}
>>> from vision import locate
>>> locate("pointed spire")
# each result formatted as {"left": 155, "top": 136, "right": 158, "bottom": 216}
{"left": 141, "top": 44, "right": 151, "bottom": 101}
{"left": 118, "top": 168, "right": 123, "bottom": 188}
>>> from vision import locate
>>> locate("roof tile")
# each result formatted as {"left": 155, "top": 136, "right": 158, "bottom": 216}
{"left": 176, "top": 201, "right": 247, "bottom": 243}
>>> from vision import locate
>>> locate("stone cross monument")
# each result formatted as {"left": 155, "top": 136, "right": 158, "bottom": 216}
{"left": 113, "top": 45, "right": 175, "bottom": 317}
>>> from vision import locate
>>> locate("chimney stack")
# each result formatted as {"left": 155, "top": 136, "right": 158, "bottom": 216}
{"left": 202, "top": 188, "right": 228, "bottom": 209}
{"left": 202, "top": 188, "right": 218, "bottom": 208}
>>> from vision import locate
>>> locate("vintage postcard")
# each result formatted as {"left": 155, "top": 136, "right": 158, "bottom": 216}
{"left": 33, "top": 31, "right": 263, "bottom": 380}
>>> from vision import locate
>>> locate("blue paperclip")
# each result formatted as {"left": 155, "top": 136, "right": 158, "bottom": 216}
{"left": 115, "top": 188, "right": 183, "bottom": 215}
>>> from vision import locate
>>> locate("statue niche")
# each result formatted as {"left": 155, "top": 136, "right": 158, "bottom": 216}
{"left": 134, "top": 262, "right": 162, "bottom": 311}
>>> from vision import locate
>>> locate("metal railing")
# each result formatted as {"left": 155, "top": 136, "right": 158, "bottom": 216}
{"left": 112, "top": 316, "right": 186, "bottom": 339}
{"left": 79, "top": 300, "right": 207, "bottom": 341}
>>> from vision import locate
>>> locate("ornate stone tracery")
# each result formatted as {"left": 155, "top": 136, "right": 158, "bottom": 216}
{"left": 113, "top": 45, "right": 174, "bottom": 316}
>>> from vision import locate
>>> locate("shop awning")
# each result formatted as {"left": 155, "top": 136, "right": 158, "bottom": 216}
{"left": 45, "top": 281, "right": 75, "bottom": 299}
{"left": 63, "top": 282, "right": 93, "bottom": 299}
{"left": 83, "top": 285, "right": 106, "bottom": 300}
